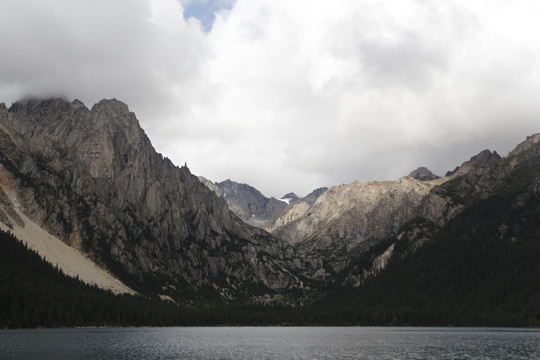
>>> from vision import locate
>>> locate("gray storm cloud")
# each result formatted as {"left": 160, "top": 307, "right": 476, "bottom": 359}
{"left": 1, "top": 0, "right": 540, "bottom": 197}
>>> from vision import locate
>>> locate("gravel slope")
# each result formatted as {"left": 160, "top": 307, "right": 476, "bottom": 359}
{"left": 0, "top": 185, "right": 134, "bottom": 295}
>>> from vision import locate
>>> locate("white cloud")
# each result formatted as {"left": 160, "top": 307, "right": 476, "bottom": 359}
{"left": 0, "top": 0, "right": 208, "bottom": 122}
{"left": 1, "top": 0, "right": 540, "bottom": 197}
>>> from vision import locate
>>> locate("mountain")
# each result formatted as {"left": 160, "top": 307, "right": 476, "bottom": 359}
{"left": 0, "top": 98, "right": 309, "bottom": 302}
{"left": 199, "top": 177, "right": 288, "bottom": 228}
{"left": 2, "top": 96, "right": 539, "bottom": 327}
{"left": 344, "top": 142, "right": 537, "bottom": 281}
{"left": 300, "top": 187, "right": 328, "bottom": 205}
{"left": 0, "top": 228, "right": 189, "bottom": 328}
{"left": 199, "top": 178, "right": 328, "bottom": 234}
{"left": 408, "top": 167, "right": 439, "bottom": 181}
{"left": 318, "top": 135, "right": 540, "bottom": 326}
{"left": 266, "top": 176, "right": 442, "bottom": 279}
{"left": 280, "top": 192, "right": 299, "bottom": 204}
{"left": 264, "top": 187, "right": 329, "bottom": 236}
{"left": 445, "top": 149, "right": 501, "bottom": 176}
{"left": 265, "top": 148, "right": 522, "bottom": 282}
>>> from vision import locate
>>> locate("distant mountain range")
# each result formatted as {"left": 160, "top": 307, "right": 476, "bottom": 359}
{"left": 1, "top": 97, "right": 539, "bottom": 327}
{"left": 197, "top": 177, "right": 289, "bottom": 228}
{"left": 199, "top": 176, "right": 327, "bottom": 229}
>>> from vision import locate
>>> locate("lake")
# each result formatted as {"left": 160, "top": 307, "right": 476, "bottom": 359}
{"left": 1, "top": 327, "right": 539, "bottom": 359}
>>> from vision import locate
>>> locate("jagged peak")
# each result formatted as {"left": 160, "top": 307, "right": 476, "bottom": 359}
{"left": 474, "top": 149, "right": 501, "bottom": 161}
{"left": 408, "top": 167, "right": 439, "bottom": 181}
{"left": 281, "top": 192, "right": 299, "bottom": 200}
{"left": 508, "top": 133, "right": 540, "bottom": 158}
{"left": 90, "top": 98, "right": 130, "bottom": 116}
{"left": 85, "top": 99, "right": 146, "bottom": 139}
{"left": 218, "top": 179, "right": 234, "bottom": 186}
{"left": 71, "top": 99, "right": 88, "bottom": 110}
{"left": 301, "top": 187, "right": 328, "bottom": 206}
{"left": 446, "top": 149, "right": 501, "bottom": 177}
{"left": 8, "top": 97, "right": 71, "bottom": 115}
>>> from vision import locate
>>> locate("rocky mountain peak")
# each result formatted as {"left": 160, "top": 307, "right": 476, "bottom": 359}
{"left": 268, "top": 177, "right": 436, "bottom": 256}
{"left": 280, "top": 193, "right": 299, "bottom": 203}
{"left": 445, "top": 149, "right": 501, "bottom": 177}
{"left": 71, "top": 99, "right": 87, "bottom": 109}
{"left": 200, "top": 177, "right": 289, "bottom": 228}
{"left": 90, "top": 98, "right": 130, "bottom": 116}
{"left": 301, "top": 187, "right": 328, "bottom": 206}
{"left": 508, "top": 133, "right": 540, "bottom": 158}
{"left": 1, "top": 98, "right": 306, "bottom": 299}
{"left": 475, "top": 149, "right": 501, "bottom": 162}
{"left": 408, "top": 167, "right": 439, "bottom": 181}
{"left": 8, "top": 98, "right": 75, "bottom": 121}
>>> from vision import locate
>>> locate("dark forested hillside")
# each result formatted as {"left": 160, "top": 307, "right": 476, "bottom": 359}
{"left": 311, "top": 196, "right": 540, "bottom": 326}
{"left": 309, "top": 143, "right": 540, "bottom": 327}
{"left": 0, "top": 229, "right": 307, "bottom": 328}
{"left": 0, "top": 229, "right": 191, "bottom": 328}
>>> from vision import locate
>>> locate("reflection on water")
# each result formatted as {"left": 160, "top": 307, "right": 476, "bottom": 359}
{"left": 1, "top": 327, "right": 539, "bottom": 359}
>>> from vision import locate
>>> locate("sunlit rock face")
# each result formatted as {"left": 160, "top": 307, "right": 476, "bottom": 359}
{"left": 266, "top": 176, "right": 440, "bottom": 277}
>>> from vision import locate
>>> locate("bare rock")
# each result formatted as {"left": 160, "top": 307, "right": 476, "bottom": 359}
{"left": 0, "top": 98, "right": 307, "bottom": 300}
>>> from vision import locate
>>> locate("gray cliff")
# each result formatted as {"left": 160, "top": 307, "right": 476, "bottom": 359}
{"left": 0, "top": 98, "right": 308, "bottom": 300}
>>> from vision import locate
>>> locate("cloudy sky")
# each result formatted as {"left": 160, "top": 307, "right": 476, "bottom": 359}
{"left": 1, "top": 0, "right": 540, "bottom": 197}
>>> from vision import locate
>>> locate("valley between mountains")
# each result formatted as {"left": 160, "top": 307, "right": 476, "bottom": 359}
{"left": 1, "top": 98, "right": 539, "bottom": 327}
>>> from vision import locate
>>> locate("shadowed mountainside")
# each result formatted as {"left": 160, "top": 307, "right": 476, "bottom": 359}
{"left": 0, "top": 98, "right": 313, "bottom": 302}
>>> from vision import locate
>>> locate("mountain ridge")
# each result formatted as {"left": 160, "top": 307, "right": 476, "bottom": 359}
{"left": 0, "top": 98, "right": 309, "bottom": 301}
{"left": 2, "top": 97, "right": 539, "bottom": 327}
{"left": 198, "top": 177, "right": 288, "bottom": 228}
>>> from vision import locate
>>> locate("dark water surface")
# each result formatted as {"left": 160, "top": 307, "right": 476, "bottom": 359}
{"left": 1, "top": 327, "right": 539, "bottom": 359}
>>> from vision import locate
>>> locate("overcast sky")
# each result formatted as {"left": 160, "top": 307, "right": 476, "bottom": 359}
{"left": 1, "top": 0, "right": 540, "bottom": 197}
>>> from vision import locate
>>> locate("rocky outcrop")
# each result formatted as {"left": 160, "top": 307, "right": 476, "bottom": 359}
{"left": 445, "top": 149, "right": 501, "bottom": 177}
{"left": 199, "top": 177, "right": 287, "bottom": 228}
{"left": 0, "top": 98, "right": 307, "bottom": 300}
{"left": 280, "top": 193, "right": 299, "bottom": 204}
{"left": 301, "top": 187, "right": 328, "bottom": 206}
{"left": 265, "top": 187, "right": 328, "bottom": 234}
{"left": 508, "top": 134, "right": 540, "bottom": 157}
{"left": 268, "top": 176, "right": 442, "bottom": 277}
{"left": 266, "top": 201, "right": 310, "bottom": 235}
{"left": 408, "top": 167, "right": 439, "bottom": 181}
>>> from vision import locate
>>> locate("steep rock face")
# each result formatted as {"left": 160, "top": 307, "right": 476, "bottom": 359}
{"left": 268, "top": 176, "right": 440, "bottom": 277}
{"left": 0, "top": 99, "right": 306, "bottom": 299}
{"left": 199, "top": 177, "right": 287, "bottom": 228}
